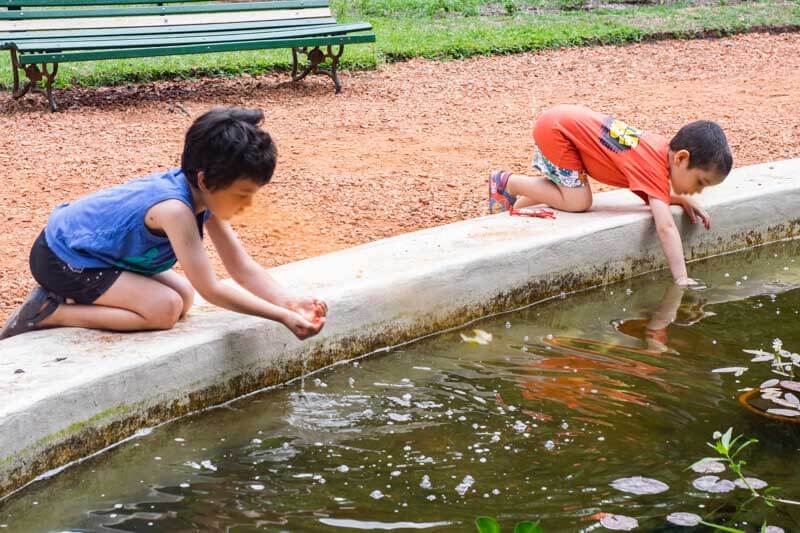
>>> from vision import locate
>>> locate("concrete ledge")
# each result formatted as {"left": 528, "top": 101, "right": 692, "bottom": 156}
{"left": 1, "top": 159, "right": 799, "bottom": 499}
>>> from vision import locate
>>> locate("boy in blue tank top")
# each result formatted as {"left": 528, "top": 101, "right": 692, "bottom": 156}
{"left": 1, "top": 107, "right": 326, "bottom": 341}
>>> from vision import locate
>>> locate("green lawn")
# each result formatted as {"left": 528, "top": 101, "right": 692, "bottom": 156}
{"left": 1, "top": 0, "right": 798, "bottom": 89}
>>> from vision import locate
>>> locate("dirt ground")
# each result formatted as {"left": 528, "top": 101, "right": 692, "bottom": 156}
{"left": 1, "top": 32, "right": 799, "bottom": 323}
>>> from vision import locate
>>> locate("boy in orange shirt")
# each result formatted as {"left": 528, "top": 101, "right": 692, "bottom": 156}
{"left": 489, "top": 104, "right": 733, "bottom": 286}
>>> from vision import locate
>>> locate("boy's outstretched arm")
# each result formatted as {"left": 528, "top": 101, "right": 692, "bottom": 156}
{"left": 154, "top": 202, "right": 324, "bottom": 340}
{"left": 670, "top": 194, "right": 711, "bottom": 230}
{"left": 649, "top": 197, "right": 692, "bottom": 286}
{"left": 205, "top": 215, "right": 327, "bottom": 324}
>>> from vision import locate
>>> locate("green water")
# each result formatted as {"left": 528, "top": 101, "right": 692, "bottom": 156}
{"left": 2, "top": 241, "right": 800, "bottom": 532}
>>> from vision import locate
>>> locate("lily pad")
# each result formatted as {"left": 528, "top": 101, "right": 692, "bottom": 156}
{"left": 666, "top": 513, "right": 701, "bottom": 527}
{"left": 690, "top": 459, "right": 725, "bottom": 474}
{"left": 711, "top": 367, "right": 748, "bottom": 376}
{"left": 781, "top": 381, "right": 800, "bottom": 392}
{"left": 770, "top": 396, "right": 800, "bottom": 409}
{"left": 460, "top": 329, "right": 493, "bottom": 345}
{"left": 692, "top": 476, "right": 735, "bottom": 493}
{"left": 734, "top": 477, "right": 768, "bottom": 490}
{"left": 760, "top": 378, "right": 780, "bottom": 388}
{"left": 610, "top": 476, "right": 669, "bottom": 495}
{"left": 600, "top": 514, "right": 638, "bottom": 531}
{"left": 767, "top": 408, "right": 800, "bottom": 417}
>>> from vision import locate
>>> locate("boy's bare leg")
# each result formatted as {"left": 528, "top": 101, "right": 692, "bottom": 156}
{"left": 38, "top": 271, "right": 185, "bottom": 331}
{"left": 151, "top": 269, "right": 194, "bottom": 319}
{"left": 506, "top": 173, "right": 593, "bottom": 212}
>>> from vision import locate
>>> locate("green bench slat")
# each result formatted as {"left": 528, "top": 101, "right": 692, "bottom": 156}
{"left": 0, "top": 16, "right": 336, "bottom": 41}
{"left": 0, "top": 0, "right": 328, "bottom": 19}
{"left": 14, "top": 21, "right": 371, "bottom": 51}
{"left": 4, "top": 0, "right": 216, "bottom": 6}
{"left": 18, "top": 31, "right": 374, "bottom": 63}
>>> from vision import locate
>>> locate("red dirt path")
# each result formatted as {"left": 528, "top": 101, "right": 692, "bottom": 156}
{"left": 1, "top": 32, "right": 799, "bottom": 323}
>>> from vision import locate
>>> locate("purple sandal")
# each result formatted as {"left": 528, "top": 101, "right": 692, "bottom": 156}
{"left": 0, "top": 286, "right": 63, "bottom": 341}
{"left": 489, "top": 170, "right": 517, "bottom": 214}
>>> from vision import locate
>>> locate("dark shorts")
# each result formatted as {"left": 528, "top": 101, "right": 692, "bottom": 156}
{"left": 30, "top": 231, "right": 122, "bottom": 304}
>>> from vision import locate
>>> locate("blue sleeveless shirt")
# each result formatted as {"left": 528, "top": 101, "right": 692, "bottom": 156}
{"left": 45, "top": 168, "right": 210, "bottom": 275}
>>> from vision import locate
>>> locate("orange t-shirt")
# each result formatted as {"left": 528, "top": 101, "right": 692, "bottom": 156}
{"left": 533, "top": 104, "right": 671, "bottom": 205}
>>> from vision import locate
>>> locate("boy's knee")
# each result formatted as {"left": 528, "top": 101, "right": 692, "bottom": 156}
{"left": 562, "top": 200, "right": 592, "bottom": 213}
{"left": 174, "top": 280, "right": 194, "bottom": 318}
{"left": 148, "top": 291, "right": 183, "bottom": 329}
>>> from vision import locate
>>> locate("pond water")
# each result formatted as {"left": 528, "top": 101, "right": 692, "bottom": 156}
{"left": 2, "top": 241, "right": 800, "bottom": 532}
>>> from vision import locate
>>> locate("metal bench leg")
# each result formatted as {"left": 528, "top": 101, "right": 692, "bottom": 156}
{"left": 43, "top": 62, "right": 59, "bottom": 112}
{"left": 11, "top": 57, "right": 60, "bottom": 112}
{"left": 290, "top": 45, "right": 344, "bottom": 94}
{"left": 9, "top": 49, "right": 22, "bottom": 95}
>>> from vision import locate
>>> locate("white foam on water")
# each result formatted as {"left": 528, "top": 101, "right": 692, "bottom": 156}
{"left": 455, "top": 475, "right": 475, "bottom": 496}
{"left": 388, "top": 397, "right": 411, "bottom": 408}
{"left": 200, "top": 460, "right": 217, "bottom": 472}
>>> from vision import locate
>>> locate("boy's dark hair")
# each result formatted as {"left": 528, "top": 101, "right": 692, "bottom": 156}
{"left": 669, "top": 120, "right": 733, "bottom": 177}
{"left": 181, "top": 107, "right": 277, "bottom": 190}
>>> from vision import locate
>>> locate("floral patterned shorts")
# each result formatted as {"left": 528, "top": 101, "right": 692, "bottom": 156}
{"left": 532, "top": 144, "right": 588, "bottom": 188}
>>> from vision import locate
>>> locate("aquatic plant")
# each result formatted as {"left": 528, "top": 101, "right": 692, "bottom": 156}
{"left": 686, "top": 427, "right": 800, "bottom": 532}
{"left": 475, "top": 516, "right": 543, "bottom": 533}
{"left": 744, "top": 338, "right": 799, "bottom": 380}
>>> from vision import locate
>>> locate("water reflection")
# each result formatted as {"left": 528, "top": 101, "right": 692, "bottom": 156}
{"left": 614, "top": 284, "right": 713, "bottom": 353}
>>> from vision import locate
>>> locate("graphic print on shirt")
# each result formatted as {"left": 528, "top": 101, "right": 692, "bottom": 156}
{"left": 118, "top": 245, "right": 176, "bottom": 275}
{"left": 600, "top": 115, "right": 643, "bottom": 153}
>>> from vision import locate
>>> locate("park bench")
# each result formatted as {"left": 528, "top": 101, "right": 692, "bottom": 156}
{"left": 0, "top": 0, "right": 375, "bottom": 111}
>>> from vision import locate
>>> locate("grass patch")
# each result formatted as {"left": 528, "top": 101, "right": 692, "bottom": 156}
{"left": 0, "top": 1, "right": 798, "bottom": 89}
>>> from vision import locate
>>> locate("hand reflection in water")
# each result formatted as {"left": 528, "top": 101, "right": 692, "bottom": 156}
{"left": 615, "top": 283, "right": 710, "bottom": 353}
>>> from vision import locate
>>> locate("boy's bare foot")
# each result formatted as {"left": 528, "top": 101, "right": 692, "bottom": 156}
{"left": 0, "top": 287, "right": 64, "bottom": 341}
